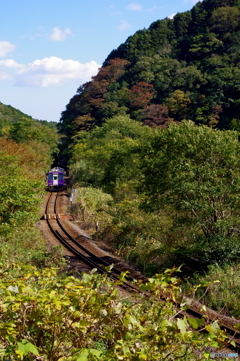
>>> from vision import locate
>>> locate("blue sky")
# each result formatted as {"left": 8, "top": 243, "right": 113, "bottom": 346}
{"left": 0, "top": 0, "right": 200, "bottom": 122}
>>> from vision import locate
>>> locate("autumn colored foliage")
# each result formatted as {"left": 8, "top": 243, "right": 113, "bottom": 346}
{"left": 58, "top": 0, "right": 240, "bottom": 158}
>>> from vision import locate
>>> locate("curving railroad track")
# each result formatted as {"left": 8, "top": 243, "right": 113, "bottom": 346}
{"left": 42, "top": 190, "right": 240, "bottom": 356}
{"left": 44, "top": 190, "right": 145, "bottom": 293}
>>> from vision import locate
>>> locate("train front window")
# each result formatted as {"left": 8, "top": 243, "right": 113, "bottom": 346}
{"left": 54, "top": 175, "right": 58, "bottom": 181}
{"left": 48, "top": 173, "right": 53, "bottom": 181}
{"left": 59, "top": 173, "right": 63, "bottom": 181}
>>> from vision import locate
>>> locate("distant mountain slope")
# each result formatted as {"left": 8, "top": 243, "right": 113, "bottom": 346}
{"left": 59, "top": 0, "right": 240, "bottom": 143}
{"left": 0, "top": 102, "right": 32, "bottom": 122}
{"left": 0, "top": 102, "right": 57, "bottom": 135}
{"left": 0, "top": 101, "right": 58, "bottom": 157}
{"left": 0, "top": 102, "right": 57, "bottom": 126}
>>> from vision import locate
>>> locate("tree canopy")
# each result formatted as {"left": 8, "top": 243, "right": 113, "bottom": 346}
{"left": 58, "top": 0, "right": 240, "bottom": 154}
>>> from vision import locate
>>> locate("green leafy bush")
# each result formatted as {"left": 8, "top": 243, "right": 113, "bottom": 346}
{"left": 0, "top": 136, "right": 56, "bottom": 267}
{"left": 0, "top": 264, "right": 230, "bottom": 360}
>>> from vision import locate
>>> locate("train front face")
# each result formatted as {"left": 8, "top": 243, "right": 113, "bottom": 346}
{"left": 47, "top": 170, "right": 64, "bottom": 190}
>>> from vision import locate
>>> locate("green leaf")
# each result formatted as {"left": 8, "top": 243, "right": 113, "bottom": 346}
{"left": 24, "top": 342, "right": 39, "bottom": 355}
{"left": 129, "top": 315, "right": 140, "bottom": 326}
{"left": 76, "top": 350, "right": 88, "bottom": 361}
{"left": 105, "top": 264, "right": 114, "bottom": 272}
{"left": 200, "top": 305, "right": 207, "bottom": 312}
{"left": 139, "top": 354, "right": 148, "bottom": 360}
{"left": 205, "top": 321, "right": 219, "bottom": 335}
{"left": 177, "top": 318, "right": 187, "bottom": 334}
{"left": 17, "top": 342, "right": 25, "bottom": 358}
{"left": 187, "top": 317, "right": 205, "bottom": 329}
{"left": 205, "top": 325, "right": 213, "bottom": 334}
{"left": 79, "top": 319, "right": 91, "bottom": 327}
{"left": 122, "top": 345, "right": 130, "bottom": 355}
{"left": 76, "top": 349, "right": 102, "bottom": 361}
{"left": 203, "top": 352, "right": 210, "bottom": 358}
{"left": 89, "top": 348, "right": 102, "bottom": 357}
{"left": 17, "top": 340, "right": 39, "bottom": 358}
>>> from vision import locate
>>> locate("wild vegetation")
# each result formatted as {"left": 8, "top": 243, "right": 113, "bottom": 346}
{"left": 0, "top": 111, "right": 59, "bottom": 266}
{"left": 0, "top": 102, "right": 59, "bottom": 267}
{"left": 58, "top": 0, "right": 240, "bottom": 158}
{"left": 0, "top": 114, "right": 230, "bottom": 360}
{"left": 69, "top": 117, "right": 240, "bottom": 272}
{"left": 1, "top": 265, "right": 232, "bottom": 361}
{"left": 57, "top": 0, "right": 240, "bottom": 319}
{"left": 1, "top": 0, "right": 240, "bottom": 358}
{"left": 66, "top": 115, "right": 240, "bottom": 321}
{"left": 0, "top": 105, "right": 230, "bottom": 360}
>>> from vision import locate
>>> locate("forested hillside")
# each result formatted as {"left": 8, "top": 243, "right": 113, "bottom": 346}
{"left": 59, "top": 0, "right": 240, "bottom": 153}
{"left": 0, "top": 102, "right": 59, "bottom": 265}
{"left": 0, "top": 102, "right": 58, "bottom": 156}
{"left": 57, "top": 0, "right": 240, "bottom": 319}
{"left": 0, "top": 104, "right": 228, "bottom": 360}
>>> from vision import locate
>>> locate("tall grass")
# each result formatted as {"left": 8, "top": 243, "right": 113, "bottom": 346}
{"left": 184, "top": 262, "right": 240, "bottom": 318}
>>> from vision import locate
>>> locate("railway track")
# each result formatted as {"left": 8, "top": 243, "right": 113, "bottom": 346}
{"left": 44, "top": 191, "right": 144, "bottom": 293}
{"left": 44, "top": 190, "right": 240, "bottom": 356}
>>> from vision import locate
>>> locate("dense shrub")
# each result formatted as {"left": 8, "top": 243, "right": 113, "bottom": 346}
{"left": 0, "top": 264, "right": 230, "bottom": 360}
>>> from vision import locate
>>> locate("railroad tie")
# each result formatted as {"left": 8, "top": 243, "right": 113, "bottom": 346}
{"left": 45, "top": 213, "right": 58, "bottom": 220}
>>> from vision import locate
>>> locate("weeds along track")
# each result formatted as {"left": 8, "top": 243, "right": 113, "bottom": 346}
{"left": 44, "top": 191, "right": 240, "bottom": 354}
{"left": 45, "top": 191, "right": 144, "bottom": 293}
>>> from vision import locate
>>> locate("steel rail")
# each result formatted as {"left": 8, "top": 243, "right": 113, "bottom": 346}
{"left": 45, "top": 191, "right": 142, "bottom": 293}
{"left": 56, "top": 212, "right": 136, "bottom": 282}
{"left": 44, "top": 191, "right": 240, "bottom": 354}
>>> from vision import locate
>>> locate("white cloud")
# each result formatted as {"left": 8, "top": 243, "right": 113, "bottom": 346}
{"left": 168, "top": 13, "right": 176, "bottom": 19}
{"left": 0, "top": 59, "right": 21, "bottom": 68}
{"left": 128, "top": 3, "right": 143, "bottom": 11}
{"left": 0, "top": 41, "right": 16, "bottom": 58}
{"left": 50, "top": 27, "right": 72, "bottom": 42}
{"left": 0, "top": 59, "right": 21, "bottom": 81}
{"left": 118, "top": 20, "right": 131, "bottom": 31}
{"left": 0, "top": 56, "right": 100, "bottom": 87}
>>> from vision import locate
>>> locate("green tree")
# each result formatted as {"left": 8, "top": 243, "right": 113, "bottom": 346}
{"left": 210, "top": 6, "right": 240, "bottom": 34}
{"left": 70, "top": 115, "right": 149, "bottom": 193}
{"left": 139, "top": 121, "right": 240, "bottom": 264}
{"left": 174, "top": 11, "right": 192, "bottom": 38}
{"left": 0, "top": 144, "right": 44, "bottom": 235}
{"left": 189, "top": 33, "right": 223, "bottom": 58}
{"left": 9, "top": 117, "right": 58, "bottom": 155}
{"left": 165, "top": 90, "right": 191, "bottom": 120}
